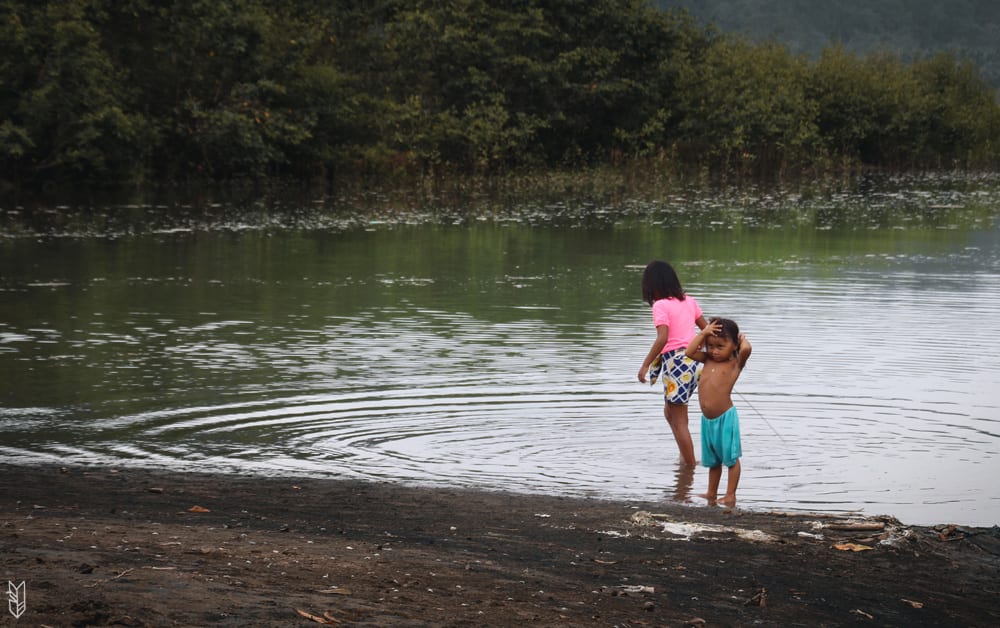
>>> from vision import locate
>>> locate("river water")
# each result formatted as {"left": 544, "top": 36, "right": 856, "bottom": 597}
{"left": 2, "top": 173, "right": 998, "bottom": 526}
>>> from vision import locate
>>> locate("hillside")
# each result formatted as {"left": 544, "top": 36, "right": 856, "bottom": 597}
{"left": 659, "top": 0, "right": 1000, "bottom": 86}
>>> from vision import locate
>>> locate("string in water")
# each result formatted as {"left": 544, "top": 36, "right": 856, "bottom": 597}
{"left": 736, "top": 391, "right": 786, "bottom": 443}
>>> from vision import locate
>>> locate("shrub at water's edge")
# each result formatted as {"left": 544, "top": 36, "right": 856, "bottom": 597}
{"left": 2, "top": 0, "right": 1000, "bottom": 191}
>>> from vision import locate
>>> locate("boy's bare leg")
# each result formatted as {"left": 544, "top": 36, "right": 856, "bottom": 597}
{"left": 665, "top": 403, "right": 696, "bottom": 466}
{"left": 700, "top": 465, "right": 722, "bottom": 502}
{"left": 720, "top": 460, "right": 741, "bottom": 506}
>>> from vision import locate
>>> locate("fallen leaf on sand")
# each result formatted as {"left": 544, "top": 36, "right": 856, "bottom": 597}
{"left": 833, "top": 542, "right": 873, "bottom": 552}
{"left": 295, "top": 609, "right": 338, "bottom": 624}
{"left": 744, "top": 588, "right": 767, "bottom": 607}
{"left": 187, "top": 505, "right": 210, "bottom": 513}
{"left": 901, "top": 598, "right": 924, "bottom": 609}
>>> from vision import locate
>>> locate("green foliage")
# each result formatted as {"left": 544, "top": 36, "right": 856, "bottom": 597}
{"left": 909, "top": 52, "right": 1000, "bottom": 167}
{"left": 659, "top": 0, "right": 1000, "bottom": 87}
{"left": 809, "top": 45, "right": 883, "bottom": 160}
{"left": 3, "top": 1, "right": 153, "bottom": 181}
{"left": 676, "top": 38, "right": 819, "bottom": 173}
{"left": 1, "top": 0, "right": 999, "bottom": 189}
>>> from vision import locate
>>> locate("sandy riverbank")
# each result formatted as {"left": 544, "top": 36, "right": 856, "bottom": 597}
{"left": 1, "top": 464, "right": 998, "bottom": 626}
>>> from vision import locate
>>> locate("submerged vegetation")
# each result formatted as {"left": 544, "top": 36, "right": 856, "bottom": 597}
{"left": 2, "top": 0, "right": 1000, "bottom": 191}
{"left": 4, "top": 169, "right": 998, "bottom": 239}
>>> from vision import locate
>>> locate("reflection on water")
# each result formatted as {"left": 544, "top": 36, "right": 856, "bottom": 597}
{"left": 671, "top": 463, "right": 696, "bottom": 503}
{"left": 1, "top": 174, "right": 999, "bottom": 526}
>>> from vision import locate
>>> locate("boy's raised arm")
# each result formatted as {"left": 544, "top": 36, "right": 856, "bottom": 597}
{"left": 685, "top": 322, "right": 717, "bottom": 362}
{"left": 737, "top": 333, "right": 752, "bottom": 369}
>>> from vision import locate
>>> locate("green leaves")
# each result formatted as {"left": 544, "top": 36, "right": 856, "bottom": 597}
{"left": 1, "top": 0, "right": 999, "bottom": 188}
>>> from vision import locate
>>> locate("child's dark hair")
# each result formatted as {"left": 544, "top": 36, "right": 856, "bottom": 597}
{"left": 641, "top": 260, "right": 686, "bottom": 305}
{"left": 710, "top": 317, "right": 740, "bottom": 355}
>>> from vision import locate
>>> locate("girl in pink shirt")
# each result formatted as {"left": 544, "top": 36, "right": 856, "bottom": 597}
{"left": 637, "top": 260, "right": 708, "bottom": 467}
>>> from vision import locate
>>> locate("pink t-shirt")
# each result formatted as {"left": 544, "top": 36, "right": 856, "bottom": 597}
{"left": 652, "top": 295, "right": 703, "bottom": 353}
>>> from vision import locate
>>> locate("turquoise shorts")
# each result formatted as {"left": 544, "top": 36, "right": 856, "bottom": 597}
{"left": 647, "top": 349, "right": 702, "bottom": 405}
{"left": 701, "top": 406, "right": 742, "bottom": 468}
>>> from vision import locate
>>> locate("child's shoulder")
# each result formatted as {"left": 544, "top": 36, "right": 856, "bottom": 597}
{"left": 654, "top": 294, "right": 691, "bottom": 303}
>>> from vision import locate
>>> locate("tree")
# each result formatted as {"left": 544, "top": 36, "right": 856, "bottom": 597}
{"left": 675, "top": 37, "right": 819, "bottom": 173}
{"left": 3, "top": 0, "right": 152, "bottom": 184}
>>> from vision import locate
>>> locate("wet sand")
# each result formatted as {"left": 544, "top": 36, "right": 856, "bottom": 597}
{"left": 1, "top": 464, "right": 998, "bottom": 626}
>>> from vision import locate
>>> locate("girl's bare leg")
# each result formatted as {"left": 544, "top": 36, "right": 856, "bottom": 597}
{"left": 720, "top": 460, "right": 741, "bottom": 506}
{"left": 664, "top": 403, "right": 696, "bottom": 466}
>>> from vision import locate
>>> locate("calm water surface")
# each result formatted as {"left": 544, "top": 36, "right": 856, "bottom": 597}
{"left": 2, "top": 174, "right": 999, "bottom": 526}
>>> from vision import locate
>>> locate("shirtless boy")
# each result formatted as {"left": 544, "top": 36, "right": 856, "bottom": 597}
{"left": 684, "top": 318, "right": 752, "bottom": 506}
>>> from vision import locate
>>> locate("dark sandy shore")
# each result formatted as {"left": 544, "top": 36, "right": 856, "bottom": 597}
{"left": 1, "top": 464, "right": 998, "bottom": 627}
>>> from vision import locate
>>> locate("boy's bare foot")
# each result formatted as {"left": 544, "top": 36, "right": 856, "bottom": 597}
{"left": 719, "top": 494, "right": 737, "bottom": 507}
{"left": 698, "top": 492, "right": 717, "bottom": 504}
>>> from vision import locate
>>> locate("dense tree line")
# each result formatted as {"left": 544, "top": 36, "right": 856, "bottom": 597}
{"left": 660, "top": 0, "right": 1000, "bottom": 88}
{"left": 2, "top": 0, "right": 999, "bottom": 189}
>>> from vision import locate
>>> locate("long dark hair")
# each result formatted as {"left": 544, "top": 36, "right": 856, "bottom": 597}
{"left": 641, "top": 260, "right": 686, "bottom": 305}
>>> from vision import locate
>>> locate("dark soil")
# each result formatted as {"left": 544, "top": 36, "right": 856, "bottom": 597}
{"left": 1, "top": 464, "right": 998, "bottom": 626}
